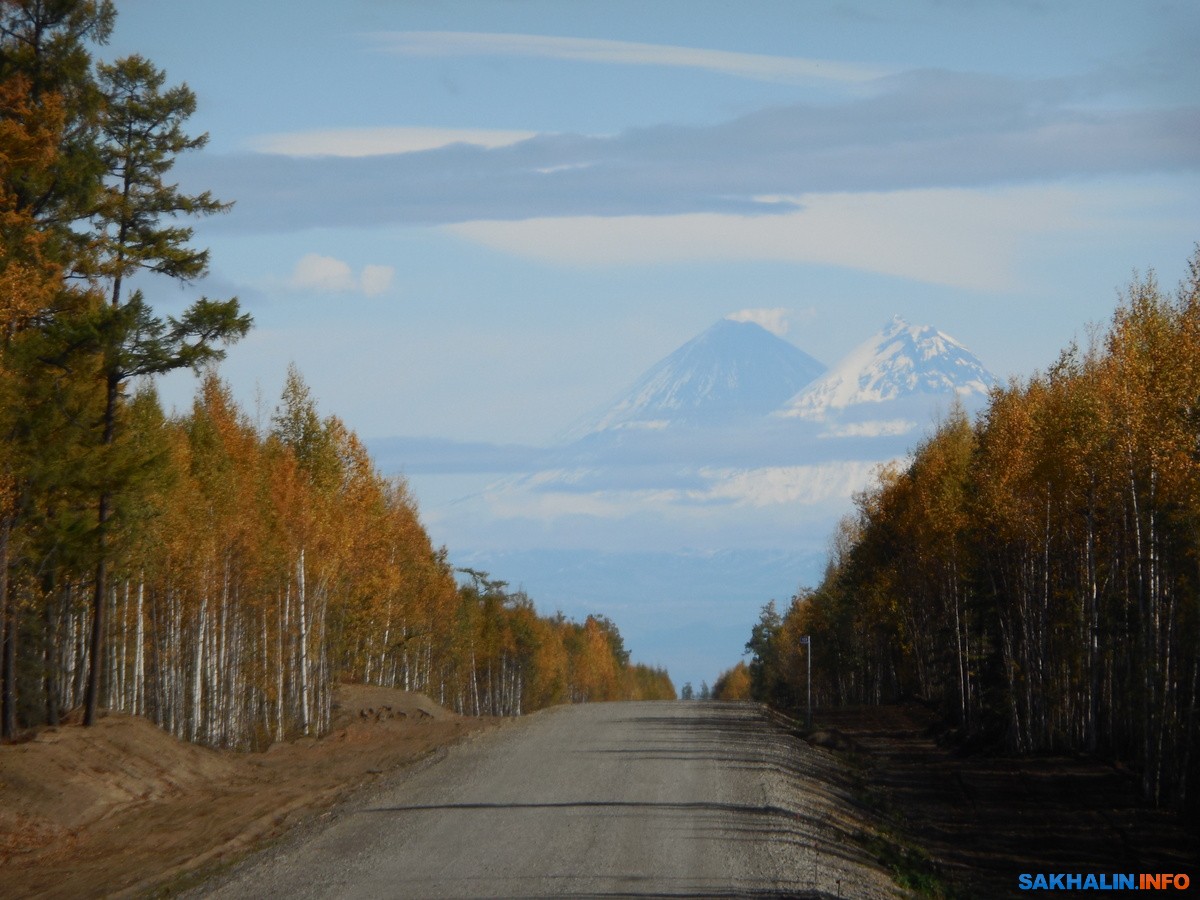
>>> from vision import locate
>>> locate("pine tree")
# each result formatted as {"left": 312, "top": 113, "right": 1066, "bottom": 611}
{"left": 77, "top": 53, "right": 250, "bottom": 726}
{"left": 0, "top": 66, "right": 71, "bottom": 739}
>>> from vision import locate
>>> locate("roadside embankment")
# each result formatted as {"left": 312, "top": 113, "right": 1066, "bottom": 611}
{"left": 0, "top": 686, "right": 495, "bottom": 898}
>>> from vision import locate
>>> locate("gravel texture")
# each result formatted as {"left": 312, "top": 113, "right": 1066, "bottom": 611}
{"left": 196, "top": 700, "right": 898, "bottom": 898}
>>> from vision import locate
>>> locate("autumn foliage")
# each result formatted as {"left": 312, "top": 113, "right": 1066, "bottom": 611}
{"left": 712, "top": 661, "right": 751, "bottom": 700}
{"left": 744, "top": 251, "right": 1200, "bottom": 812}
{"left": 0, "top": 1, "right": 671, "bottom": 747}
{"left": 1, "top": 365, "right": 673, "bottom": 746}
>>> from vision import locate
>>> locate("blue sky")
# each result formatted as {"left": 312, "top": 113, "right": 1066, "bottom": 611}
{"left": 104, "top": 0, "right": 1197, "bottom": 442}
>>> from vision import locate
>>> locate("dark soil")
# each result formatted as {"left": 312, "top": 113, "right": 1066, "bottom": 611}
{"left": 816, "top": 704, "right": 1199, "bottom": 898}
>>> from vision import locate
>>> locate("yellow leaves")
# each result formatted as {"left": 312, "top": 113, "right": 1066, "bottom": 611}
{"left": 712, "top": 661, "right": 751, "bottom": 700}
{"left": 772, "top": 249, "right": 1200, "bottom": 771}
{"left": 573, "top": 615, "right": 620, "bottom": 703}
{"left": 1096, "top": 264, "right": 1200, "bottom": 518}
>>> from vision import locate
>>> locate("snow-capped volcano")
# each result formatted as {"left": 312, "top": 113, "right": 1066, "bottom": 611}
{"left": 567, "top": 318, "right": 825, "bottom": 438}
{"left": 778, "top": 316, "right": 995, "bottom": 420}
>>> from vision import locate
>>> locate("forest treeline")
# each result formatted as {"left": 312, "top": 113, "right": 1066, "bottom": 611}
{"left": 1, "top": 1, "right": 672, "bottom": 748}
{"left": 741, "top": 251, "right": 1200, "bottom": 812}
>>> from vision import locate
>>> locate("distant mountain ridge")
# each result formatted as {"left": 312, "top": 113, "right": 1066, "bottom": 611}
{"left": 565, "top": 318, "right": 825, "bottom": 439}
{"left": 566, "top": 314, "right": 993, "bottom": 444}
{"left": 779, "top": 316, "right": 996, "bottom": 420}
{"left": 373, "top": 314, "right": 996, "bottom": 475}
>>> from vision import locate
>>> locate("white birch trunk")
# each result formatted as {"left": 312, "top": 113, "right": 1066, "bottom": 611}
{"left": 276, "top": 588, "right": 285, "bottom": 742}
{"left": 297, "top": 548, "right": 310, "bottom": 735}
{"left": 134, "top": 578, "right": 144, "bottom": 716}
{"left": 192, "top": 596, "right": 206, "bottom": 742}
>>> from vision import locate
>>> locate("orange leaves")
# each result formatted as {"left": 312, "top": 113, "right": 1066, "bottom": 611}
{"left": 0, "top": 75, "right": 63, "bottom": 219}
{"left": 0, "top": 77, "right": 62, "bottom": 338}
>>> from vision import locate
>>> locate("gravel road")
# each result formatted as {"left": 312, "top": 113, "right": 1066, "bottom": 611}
{"left": 197, "top": 701, "right": 898, "bottom": 898}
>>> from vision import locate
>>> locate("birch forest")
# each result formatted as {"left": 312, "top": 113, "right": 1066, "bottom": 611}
{"left": 745, "top": 252, "right": 1200, "bottom": 813}
{"left": 0, "top": 0, "right": 672, "bottom": 750}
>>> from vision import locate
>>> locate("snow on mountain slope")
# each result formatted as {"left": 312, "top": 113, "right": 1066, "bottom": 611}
{"left": 565, "top": 318, "right": 825, "bottom": 439}
{"left": 777, "top": 315, "right": 995, "bottom": 420}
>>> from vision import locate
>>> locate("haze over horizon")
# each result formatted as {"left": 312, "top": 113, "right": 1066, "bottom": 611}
{"left": 370, "top": 312, "right": 999, "bottom": 688}
{"left": 107, "top": 0, "right": 1200, "bottom": 685}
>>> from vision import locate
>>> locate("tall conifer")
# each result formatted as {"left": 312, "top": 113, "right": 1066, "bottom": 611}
{"left": 78, "top": 53, "right": 249, "bottom": 726}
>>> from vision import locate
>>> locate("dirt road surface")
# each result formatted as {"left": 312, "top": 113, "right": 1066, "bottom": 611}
{"left": 195, "top": 701, "right": 898, "bottom": 899}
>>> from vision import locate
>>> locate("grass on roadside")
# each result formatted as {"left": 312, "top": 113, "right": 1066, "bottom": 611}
{"left": 854, "top": 828, "right": 958, "bottom": 899}
{"left": 807, "top": 719, "right": 961, "bottom": 899}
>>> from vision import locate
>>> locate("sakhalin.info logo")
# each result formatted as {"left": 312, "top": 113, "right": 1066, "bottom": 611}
{"left": 1018, "top": 873, "right": 1191, "bottom": 890}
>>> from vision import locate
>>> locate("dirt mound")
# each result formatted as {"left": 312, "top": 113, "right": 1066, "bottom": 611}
{"left": 805, "top": 727, "right": 861, "bottom": 754}
{"left": 330, "top": 685, "right": 449, "bottom": 728}
{"left": 3, "top": 715, "right": 240, "bottom": 831}
{"left": 0, "top": 687, "right": 494, "bottom": 898}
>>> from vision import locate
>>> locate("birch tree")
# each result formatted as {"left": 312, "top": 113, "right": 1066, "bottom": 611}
{"left": 759, "top": 249, "right": 1200, "bottom": 811}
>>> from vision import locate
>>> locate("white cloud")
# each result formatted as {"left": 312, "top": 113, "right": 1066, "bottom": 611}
{"left": 819, "top": 420, "right": 918, "bottom": 438}
{"left": 373, "top": 31, "right": 888, "bottom": 85}
{"left": 445, "top": 185, "right": 1090, "bottom": 291}
{"left": 288, "top": 254, "right": 394, "bottom": 296}
{"left": 726, "top": 308, "right": 791, "bottom": 336}
{"left": 250, "top": 126, "right": 538, "bottom": 157}
{"left": 482, "top": 461, "right": 886, "bottom": 522}
{"left": 696, "top": 463, "right": 884, "bottom": 508}
{"left": 289, "top": 253, "right": 356, "bottom": 292}
{"left": 360, "top": 264, "right": 395, "bottom": 297}
{"left": 202, "top": 80, "right": 1199, "bottom": 234}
